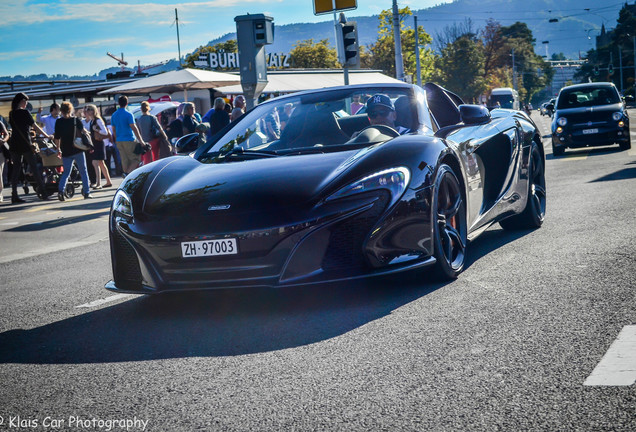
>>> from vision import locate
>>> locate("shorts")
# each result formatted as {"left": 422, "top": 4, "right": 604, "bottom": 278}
{"left": 117, "top": 140, "right": 140, "bottom": 169}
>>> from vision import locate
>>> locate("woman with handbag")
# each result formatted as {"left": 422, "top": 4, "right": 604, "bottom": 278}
{"left": 7, "top": 92, "right": 52, "bottom": 203}
{"left": 0, "top": 121, "right": 9, "bottom": 202}
{"left": 135, "top": 101, "right": 168, "bottom": 164}
{"left": 53, "top": 101, "right": 92, "bottom": 201}
{"left": 84, "top": 104, "right": 112, "bottom": 189}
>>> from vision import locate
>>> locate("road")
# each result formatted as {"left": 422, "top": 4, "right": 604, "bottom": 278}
{"left": 0, "top": 111, "right": 635, "bottom": 431}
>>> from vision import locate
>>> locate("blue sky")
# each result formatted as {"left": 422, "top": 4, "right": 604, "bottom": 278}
{"left": 1, "top": 0, "right": 452, "bottom": 77}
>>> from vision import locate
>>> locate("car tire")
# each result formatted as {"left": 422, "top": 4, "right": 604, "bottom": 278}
{"left": 619, "top": 137, "right": 631, "bottom": 151}
{"left": 551, "top": 142, "right": 564, "bottom": 156}
{"left": 431, "top": 164, "right": 467, "bottom": 280}
{"left": 500, "top": 142, "right": 546, "bottom": 230}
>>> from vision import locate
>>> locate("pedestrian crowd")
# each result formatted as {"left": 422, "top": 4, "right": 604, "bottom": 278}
{"left": 0, "top": 92, "right": 246, "bottom": 204}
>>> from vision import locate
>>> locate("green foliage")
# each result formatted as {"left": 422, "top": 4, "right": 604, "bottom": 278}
{"left": 367, "top": 6, "right": 436, "bottom": 82}
{"left": 433, "top": 35, "right": 487, "bottom": 102}
{"left": 576, "top": 3, "right": 636, "bottom": 94}
{"left": 184, "top": 40, "right": 238, "bottom": 70}
{"left": 289, "top": 39, "right": 339, "bottom": 69}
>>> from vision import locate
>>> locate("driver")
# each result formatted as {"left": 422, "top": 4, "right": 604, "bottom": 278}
{"left": 365, "top": 94, "right": 410, "bottom": 134}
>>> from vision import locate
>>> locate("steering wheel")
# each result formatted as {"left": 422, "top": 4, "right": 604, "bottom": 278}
{"left": 348, "top": 124, "right": 400, "bottom": 144}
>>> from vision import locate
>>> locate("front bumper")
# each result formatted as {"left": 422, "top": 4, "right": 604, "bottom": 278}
{"left": 552, "top": 124, "right": 630, "bottom": 149}
{"left": 106, "top": 188, "right": 435, "bottom": 294}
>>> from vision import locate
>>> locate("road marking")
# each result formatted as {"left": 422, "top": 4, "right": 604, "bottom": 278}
{"left": 584, "top": 325, "right": 636, "bottom": 386}
{"left": 76, "top": 293, "right": 137, "bottom": 309}
{"left": 0, "top": 236, "right": 108, "bottom": 264}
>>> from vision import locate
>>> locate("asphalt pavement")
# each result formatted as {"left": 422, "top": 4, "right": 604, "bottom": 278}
{"left": 0, "top": 112, "right": 635, "bottom": 431}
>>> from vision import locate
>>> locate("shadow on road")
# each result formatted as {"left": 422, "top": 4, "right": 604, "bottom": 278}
{"left": 3, "top": 209, "right": 110, "bottom": 232}
{"left": 590, "top": 167, "right": 636, "bottom": 182}
{"left": 0, "top": 226, "right": 531, "bottom": 365}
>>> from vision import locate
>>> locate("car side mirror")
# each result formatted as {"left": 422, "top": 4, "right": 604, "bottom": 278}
{"left": 459, "top": 104, "right": 491, "bottom": 125}
{"left": 175, "top": 133, "right": 200, "bottom": 154}
{"left": 546, "top": 103, "right": 554, "bottom": 111}
{"left": 625, "top": 95, "right": 634, "bottom": 102}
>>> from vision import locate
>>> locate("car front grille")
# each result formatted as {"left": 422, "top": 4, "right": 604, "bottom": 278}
{"left": 322, "top": 192, "right": 390, "bottom": 272}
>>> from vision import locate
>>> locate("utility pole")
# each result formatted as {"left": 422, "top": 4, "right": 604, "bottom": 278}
{"left": 175, "top": 8, "right": 182, "bottom": 67}
{"left": 511, "top": 48, "right": 516, "bottom": 91}
{"left": 392, "top": 0, "right": 405, "bottom": 81}
{"left": 633, "top": 36, "right": 636, "bottom": 98}
{"left": 414, "top": 15, "right": 421, "bottom": 86}
{"left": 619, "top": 45, "right": 624, "bottom": 93}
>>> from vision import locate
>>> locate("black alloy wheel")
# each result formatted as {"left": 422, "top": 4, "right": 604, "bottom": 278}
{"left": 431, "top": 164, "right": 467, "bottom": 280}
{"left": 500, "top": 142, "right": 546, "bottom": 230}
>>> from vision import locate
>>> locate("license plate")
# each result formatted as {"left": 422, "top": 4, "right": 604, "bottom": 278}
{"left": 181, "top": 238, "right": 238, "bottom": 258}
{"left": 582, "top": 128, "right": 599, "bottom": 135}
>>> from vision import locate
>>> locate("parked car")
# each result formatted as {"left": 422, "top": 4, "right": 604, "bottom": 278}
{"left": 106, "top": 82, "right": 545, "bottom": 294}
{"left": 550, "top": 82, "right": 631, "bottom": 156}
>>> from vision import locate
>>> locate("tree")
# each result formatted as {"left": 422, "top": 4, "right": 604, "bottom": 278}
{"left": 184, "top": 40, "right": 238, "bottom": 70}
{"left": 433, "top": 35, "right": 487, "bottom": 102}
{"left": 289, "top": 39, "right": 339, "bottom": 69}
{"left": 499, "top": 22, "right": 552, "bottom": 102}
{"left": 366, "top": 7, "right": 436, "bottom": 82}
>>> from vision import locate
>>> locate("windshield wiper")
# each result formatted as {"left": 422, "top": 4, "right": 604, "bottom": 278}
{"left": 222, "top": 147, "right": 278, "bottom": 160}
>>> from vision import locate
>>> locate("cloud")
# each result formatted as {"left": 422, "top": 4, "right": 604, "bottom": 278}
{"left": 0, "top": 0, "right": 281, "bottom": 27}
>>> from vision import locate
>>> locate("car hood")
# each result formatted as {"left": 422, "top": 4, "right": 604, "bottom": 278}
{"left": 554, "top": 103, "right": 623, "bottom": 123}
{"left": 141, "top": 151, "right": 358, "bottom": 217}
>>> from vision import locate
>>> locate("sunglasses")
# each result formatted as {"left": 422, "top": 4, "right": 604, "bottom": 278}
{"left": 368, "top": 109, "right": 392, "bottom": 118}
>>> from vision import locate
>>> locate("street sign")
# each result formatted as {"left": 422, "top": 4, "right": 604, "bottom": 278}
{"left": 313, "top": 0, "right": 357, "bottom": 15}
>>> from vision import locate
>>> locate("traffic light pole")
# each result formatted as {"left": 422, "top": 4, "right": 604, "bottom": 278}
{"left": 333, "top": 10, "right": 349, "bottom": 85}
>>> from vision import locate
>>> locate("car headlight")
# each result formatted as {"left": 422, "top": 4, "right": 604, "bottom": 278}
{"left": 557, "top": 117, "right": 567, "bottom": 126}
{"left": 112, "top": 190, "right": 133, "bottom": 219}
{"left": 327, "top": 167, "right": 410, "bottom": 202}
{"left": 613, "top": 112, "right": 623, "bottom": 121}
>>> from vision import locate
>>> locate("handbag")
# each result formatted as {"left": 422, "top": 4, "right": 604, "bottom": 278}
{"left": 74, "top": 120, "right": 94, "bottom": 151}
{"left": 133, "top": 142, "right": 151, "bottom": 155}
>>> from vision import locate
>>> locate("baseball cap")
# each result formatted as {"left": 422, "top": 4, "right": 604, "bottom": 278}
{"left": 366, "top": 94, "right": 394, "bottom": 112}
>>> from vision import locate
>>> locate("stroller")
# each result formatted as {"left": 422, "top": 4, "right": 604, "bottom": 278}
{"left": 24, "top": 137, "right": 81, "bottom": 199}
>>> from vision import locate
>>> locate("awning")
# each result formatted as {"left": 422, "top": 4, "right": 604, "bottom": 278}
{"left": 216, "top": 70, "right": 403, "bottom": 95}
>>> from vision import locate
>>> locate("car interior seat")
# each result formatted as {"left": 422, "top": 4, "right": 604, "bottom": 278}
{"left": 394, "top": 96, "right": 415, "bottom": 131}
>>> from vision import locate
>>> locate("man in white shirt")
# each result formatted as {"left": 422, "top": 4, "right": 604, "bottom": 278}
{"left": 36, "top": 103, "right": 60, "bottom": 135}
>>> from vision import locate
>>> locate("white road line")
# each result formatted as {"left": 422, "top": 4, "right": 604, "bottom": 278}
{"left": 76, "top": 293, "right": 137, "bottom": 309}
{"left": 0, "top": 236, "right": 108, "bottom": 264}
{"left": 584, "top": 325, "right": 636, "bottom": 386}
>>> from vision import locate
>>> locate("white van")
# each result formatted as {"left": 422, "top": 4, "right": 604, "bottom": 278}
{"left": 488, "top": 88, "right": 520, "bottom": 110}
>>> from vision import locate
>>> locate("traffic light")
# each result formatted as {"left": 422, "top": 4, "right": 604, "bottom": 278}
{"left": 593, "top": 65, "right": 599, "bottom": 76}
{"left": 337, "top": 20, "right": 359, "bottom": 68}
{"left": 608, "top": 64, "right": 614, "bottom": 76}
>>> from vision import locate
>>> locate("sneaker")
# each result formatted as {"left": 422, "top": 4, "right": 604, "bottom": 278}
{"left": 83, "top": 193, "right": 94, "bottom": 199}
{"left": 58, "top": 192, "right": 65, "bottom": 202}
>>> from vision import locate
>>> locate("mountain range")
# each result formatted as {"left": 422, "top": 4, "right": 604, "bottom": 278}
{"left": 2, "top": 0, "right": 624, "bottom": 81}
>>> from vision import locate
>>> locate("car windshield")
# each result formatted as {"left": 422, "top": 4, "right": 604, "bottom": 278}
{"left": 557, "top": 86, "right": 620, "bottom": 109}
{"left": 200, "top": 87, "right": 421, "bottom": 162}
{"left": 490, "top": 94, "right": 515, "bottom": 108}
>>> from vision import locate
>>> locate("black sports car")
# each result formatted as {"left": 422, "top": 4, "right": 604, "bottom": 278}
{"left": 106, "top": 82, "right": 546, "bottom": 294}
{"left": 550, "top": 82, "right": 631, "bottom": 156}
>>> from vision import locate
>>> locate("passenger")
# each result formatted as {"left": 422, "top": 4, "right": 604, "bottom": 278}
{"left": 351, "top": 94, "right": 364, "bottom": 114}
{"left": 181, "top": 102, "right": 199, "bottom": 135}
{"left": 111, "top": 95, "right": 147, "bottom": 177}
{"left": 136, "top": 101, "right": 169, "bottom": 163}
{"left": 7, "top": 92, "right": 51, "bottom": 203}
{"left": 54, "top": 101, "right": 92, "bottom": 201}
{"left": 203, "top": 97, "right": 230, "bottom": 139}
{"left": 0, "top": 121, "right": 8, "bottom": 202}
{"left": 36, "top": 103, "right": 60, "bottom": 135}
{"left": 84, "top": 104, "right": 113, "bottom": 189}
{"left": 279, "top": 103, "right": 294, "bottom": 131}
